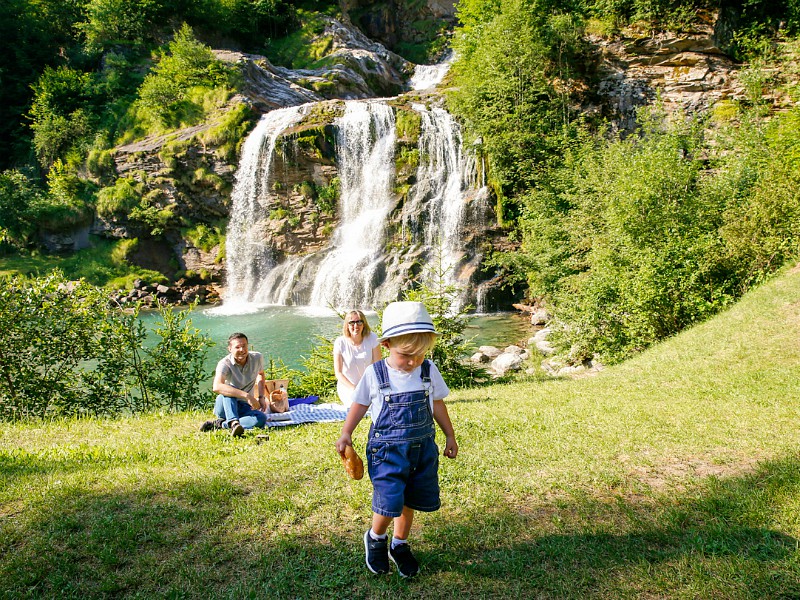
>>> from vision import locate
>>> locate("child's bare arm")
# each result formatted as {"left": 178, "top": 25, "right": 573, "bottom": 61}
{"left": 432, "top": 400, "right": 458, "bottom": 458}
{"left": 336, "top": 402, "right": 369, "bottom": 455}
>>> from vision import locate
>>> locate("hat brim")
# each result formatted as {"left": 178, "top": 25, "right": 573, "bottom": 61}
{"left": 377, "top": 326, "right": 440, "bottom": 344}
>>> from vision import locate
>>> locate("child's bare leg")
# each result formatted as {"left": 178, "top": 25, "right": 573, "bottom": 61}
{"left": 371, "top": 513, "right": 393, "bottom": 536}
{"left": 393, "top": 506, "right": 415, "bottom": 540}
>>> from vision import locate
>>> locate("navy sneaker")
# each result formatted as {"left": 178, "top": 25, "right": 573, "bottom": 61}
{"left": 389, "top": 542, "right": 419, "bottom": 578}
{"left": 363, "top": 530, "right": 390, "bottom": 574}
{"left": 200, "top": 418, "right": 223, "bottom": 432}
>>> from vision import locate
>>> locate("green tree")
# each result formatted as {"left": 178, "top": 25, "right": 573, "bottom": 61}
{"left": 28, "top": 66, "right": 96, "bottom": 168}
{"left": 0, "top": 170, "right": 45, "bottom": 249}
{"left": 448, "top": 0, "right": 586, "bottom": 220}
{"left": 78, "top": 0, "right": 167, "bottom": 52}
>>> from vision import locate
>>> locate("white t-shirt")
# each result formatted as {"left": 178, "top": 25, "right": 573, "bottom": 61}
{"left": 334, "top": 332, "right": 379, "bottom": 406}
{"left": 352, "top": 360, "right": 450, "bottom": 422}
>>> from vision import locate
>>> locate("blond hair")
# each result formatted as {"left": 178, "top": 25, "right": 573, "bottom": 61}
{"left": 384, "top": 331, "right": 437, "bottom": 356}
{"left": 342, "top": 310, "right": 372, "bottom": 339}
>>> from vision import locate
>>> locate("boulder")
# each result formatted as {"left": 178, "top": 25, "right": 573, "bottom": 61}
{"left": 470, "top": 352, "right": 490, "bottom": 364}
{"left": 530, "top": 308, "right": 550, "bottom": 326}
{"left": 491, "top": 352, "right": 523, "bottom": 376}
{"left": 478, "top": 345, "right": 502, "bottom": 358}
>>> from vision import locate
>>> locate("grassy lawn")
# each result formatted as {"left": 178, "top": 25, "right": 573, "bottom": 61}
{"left": 2, "top": 265, "right": 800, "bottom": 598}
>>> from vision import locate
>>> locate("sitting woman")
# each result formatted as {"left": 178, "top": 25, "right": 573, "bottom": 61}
{"left": 333, "top": 310, "right": 381, "bottom": 408}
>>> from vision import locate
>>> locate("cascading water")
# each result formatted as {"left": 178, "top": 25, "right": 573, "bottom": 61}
{"left": 223, "top": 104, "right": 309, "bottom": 310}
{"left": 222, "top": 62, "right": 486, "bottom": 311}
{"left": 409, "top": 52, "right": 454, "bottom": 91}
{"left": 308, "top": 101, "right": 397, "bottom": 308}
{"left": 403, "top": 103, "right": 471, "bottom": 285}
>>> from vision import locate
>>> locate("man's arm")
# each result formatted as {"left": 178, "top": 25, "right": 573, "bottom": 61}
{"left": 212, "top": 370, "right": 257, "bottom": 405}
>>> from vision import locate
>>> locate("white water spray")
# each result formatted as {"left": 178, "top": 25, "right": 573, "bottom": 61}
{"left": 224, "top": 104, "right": 309, "bottom": 306}
{"left": 309, "top": 100, "right": 397, "bottom": 308}
{"left": 404, "top": 103, "right": 470, "bottom": 286}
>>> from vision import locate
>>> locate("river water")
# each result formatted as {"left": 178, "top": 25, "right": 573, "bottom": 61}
{"left": 140, "top": 306, "right": 530, "bottom": 379}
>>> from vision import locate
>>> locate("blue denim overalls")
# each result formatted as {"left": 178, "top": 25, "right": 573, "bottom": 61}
{"left": 367, "top": 359, "right": 441, "bottom": 517}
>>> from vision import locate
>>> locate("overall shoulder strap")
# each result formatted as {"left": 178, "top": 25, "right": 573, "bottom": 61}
{"left": 373, "top": 359, "right": 391, "bottom": 389}
{"left": 420, "top": 359, "right": 432, "bottom": 383}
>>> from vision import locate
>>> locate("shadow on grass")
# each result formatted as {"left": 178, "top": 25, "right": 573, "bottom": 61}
{"left": 1, "top": 455, "right": 798, "bottom": 598}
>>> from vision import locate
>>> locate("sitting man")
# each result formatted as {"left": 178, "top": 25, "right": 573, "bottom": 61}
{"left": 201, "top": 332, "right": 267, "bottom": 437}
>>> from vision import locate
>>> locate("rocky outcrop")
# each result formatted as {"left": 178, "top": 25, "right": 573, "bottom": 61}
{"left": 110, "top": 278, "right": 221, "bottom": 309}
{"left": 342, "top": 0, "right": 456, "bottom": 59}
{"left": 470, "top": 344, "right": 531, "bottom": 377}
{"left": 590, "top": 14, "right": 746, "bottom": 131}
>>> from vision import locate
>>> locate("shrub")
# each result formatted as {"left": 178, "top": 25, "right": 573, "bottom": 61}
{"left": 184, "top": 223, "right": 225, "bottom": 253}
{"left": 96, "top": 176, "right": 142, "bottom": 216}
{"left": 0, "top": 271, "right": 213, "bottom": 420}
{"left": 0, "top": 170, "right": 45, "bottom": 249}
{"left": 137, "top": 24, "right": 236, "bottom": 128}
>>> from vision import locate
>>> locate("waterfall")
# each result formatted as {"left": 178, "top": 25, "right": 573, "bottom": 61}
{"left": 308, "top": 101, "right": 397, "bottom": 308}
{"left": 221, "top": 99, "right": 482, "bottom": 312}
{"left": 223, "top": 104, "right": 309, "bottom": 308}
{"left": 404, "top": 104, "right": 469, "bottom": 284}
{"left": 409, "top": 52, "right": 454, "bottom": 91}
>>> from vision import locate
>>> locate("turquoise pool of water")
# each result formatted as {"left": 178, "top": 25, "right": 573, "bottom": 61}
{"left": 140, "top": 305, "right": 530, "bottom": 382}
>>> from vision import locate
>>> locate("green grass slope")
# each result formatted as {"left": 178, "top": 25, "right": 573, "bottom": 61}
{"left": 2, "top": 264, "right": 800, "bottom": 598}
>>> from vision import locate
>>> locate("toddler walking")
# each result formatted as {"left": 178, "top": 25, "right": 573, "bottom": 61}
{"left": 336, "top": 301, "right": 458, "bottom": 577}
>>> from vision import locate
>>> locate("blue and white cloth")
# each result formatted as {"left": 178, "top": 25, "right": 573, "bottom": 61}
{"left": 265, "top": 399, "right": 348, "bottom": 427}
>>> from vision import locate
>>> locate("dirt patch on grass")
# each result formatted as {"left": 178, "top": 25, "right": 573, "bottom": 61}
{"left": 622, "top": 451, "right": 766, "bottom": 492}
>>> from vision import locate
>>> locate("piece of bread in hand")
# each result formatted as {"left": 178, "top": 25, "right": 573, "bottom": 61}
{"left": 341, "top": 445, "right": 364, "bottom": 480}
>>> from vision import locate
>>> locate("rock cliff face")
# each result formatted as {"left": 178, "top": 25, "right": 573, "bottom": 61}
{"left": 590, "top": 14, "right": 746, "bottom": 130}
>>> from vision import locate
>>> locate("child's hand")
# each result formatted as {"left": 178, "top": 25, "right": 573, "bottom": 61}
{"left": 443, "top": 435, "right": 458, "bottom": 459}
{"left": 335, "top": 433, "right": 352, "bottom": 456}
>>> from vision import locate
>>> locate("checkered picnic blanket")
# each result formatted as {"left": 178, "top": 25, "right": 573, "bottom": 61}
{"left": 265, "top": 402, "right": 348, "bottom": 427}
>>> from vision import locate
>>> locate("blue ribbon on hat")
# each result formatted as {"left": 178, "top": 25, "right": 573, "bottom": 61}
{"left": 381, "top": 320, "right": 437, "bottom": 338}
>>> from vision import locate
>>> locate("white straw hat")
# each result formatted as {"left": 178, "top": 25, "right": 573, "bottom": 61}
{"left": 377, "top": 301, "right": 440, "bottom": 343}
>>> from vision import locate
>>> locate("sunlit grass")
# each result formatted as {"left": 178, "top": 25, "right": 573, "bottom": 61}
{"left": 1, "top": 265, "right": 800, "bottom": 598}
{"left": 0, "top": 236, "right": 164, "bottom": 287}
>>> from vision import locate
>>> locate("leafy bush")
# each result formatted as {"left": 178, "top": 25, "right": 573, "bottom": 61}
{"left": 0, "top": 271, "right": 213, "bottom": 420}
{"left": 28, "top": 66, "right": 97, "bottom": 169}
{"left": 0, "top": 170, "right": 45, "bottom": 249}
{"left": 96, "top": 176, "right": 143, "bottom": 216}
{"left": 184, "top": 223, "right": 225, "bottom": 253}
{"left": 508, "top": 103, "right": 800, "bottom": 364}
{"left": 136, "top": 24, "right": 236, "bottom": 128}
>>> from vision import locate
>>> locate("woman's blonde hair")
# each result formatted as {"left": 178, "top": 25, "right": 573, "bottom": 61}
{"left": 384, "top": 331, "right": 437, "bottom": 356}
{"left": 342, "top": 310, "right": 372, "bottom": 339}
